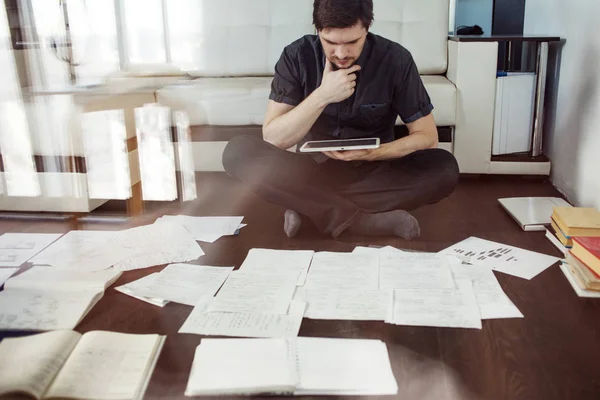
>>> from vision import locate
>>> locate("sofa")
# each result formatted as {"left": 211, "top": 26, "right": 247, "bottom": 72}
{"left": 0, "top": 0, "right": 550, "bottom": 213}
{"left": 156, "top": 0, "right": 545, "bottom": 175}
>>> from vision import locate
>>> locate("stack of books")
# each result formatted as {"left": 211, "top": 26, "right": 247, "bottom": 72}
{"left": 550, "top": 207, "right": 600, "bottom": 296}
{"left": 547, "top": 207, "right": 600, "bottom": 254}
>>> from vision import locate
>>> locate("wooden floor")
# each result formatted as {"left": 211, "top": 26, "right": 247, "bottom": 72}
{"left": 2, "top": 173, "right": 600, "bottom": 400}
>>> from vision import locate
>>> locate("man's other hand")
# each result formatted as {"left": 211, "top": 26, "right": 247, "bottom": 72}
{"left": 323, "top": 149, "right": 378, "bottom": 162}
{"left": 315, "top": 59, "right": 361, "bottom": 105}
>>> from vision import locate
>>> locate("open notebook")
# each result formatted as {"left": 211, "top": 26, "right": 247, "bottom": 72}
{"left": 0, "top": 331, "right": 165, "bottom": 400}
{"left": 185, "top": 337, "right": 398, "bottom": 396}
{"left": 0, "top": 266, "right": 121, "bottom": 330}
{"left": 0, "top": 330, "right": 165, "bottom": 400}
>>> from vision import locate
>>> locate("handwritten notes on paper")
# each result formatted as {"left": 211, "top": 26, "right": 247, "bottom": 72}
{"left": 132, "top": 264, "right": 233, "bottom": 306}
{"left": 304, "top": 252, "right": 379, "bottom": 290}
{"left": 114, "top": 273, "right": 169, "bottom": 307}
{"left": 180, "top": 298, "right": 306, "bottom": 338}
{"left": 31, "top": 231, "right": 118, "bottom": 271}
{"left": 449, "top": 259, "right": 523, "bottom": 319}
{"left": 208, "top": 270, "right": 299, "bottom": 314}
{"left": 111, "top": 222, "right": 204, "bottom": 271}
{"left": 31, "top": 223, "right": 204, "bottom": 272}
{"left": 155, "top": 215, "right": 244, "bottom": 243}
{"left": 0, "top": 289, "right": 103, "bottom": 330}
{"left": 378, "top": 252, "right": 456, "bottom": 290}
{"left": 239, "top": 249, "right": 314, "bottom": 285}
{"left": 0, "top": 268, "right": 18, "bottom": 286}
{"left": 0, "top": 233, "right": 62, "bottom": 267}
{"left": 388, "top": 279, "right": 482, "bottom": 329}
{"left": 294, "top": 288, "right": 390, "bottom": 321}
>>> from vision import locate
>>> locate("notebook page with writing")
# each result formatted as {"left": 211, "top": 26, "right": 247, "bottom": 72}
{"left": 0, "top": 289, "right": 103, "bottom": 330}
{"left": 207, "top": 270, "right": 299, "bottom": 314}
{"left": 303, "top": 252, "right": 379, "bottom": 290}
{"left": 112, "top": 222, "right": 204, "bottom": 271}
{"left": 185, "top": 338, "right": 296, "bottom": 396}
{"left": 0, "top": 267, "right": 18, "bottom": 286}
{"left": 133, "top": 264, "right": 233, "bottom": 306}
{"left": 379, "top": 252, "right": 456, "bottom": 290}
{"left": 0, "top": 330, "right": 81, "bottom": 399}
{"left": 294, "top": 288, "right": 390, "bottom": 321}
{"left": 179, "top": 298, "right": 306, "bottom": 338}
{"left": 449, "top": 259, "right": 523, "bottom": 319}
{"left": 0, "top": 233, "right": 62, "bottom": 267}
{"left": 389, "top": 279, "right": 482, "bottom": 329}
{"left": 239, "top": 249, "right": 314, "bottom": 285}
{"left": 45, "top": 332, "right": 165, "bottom": 400}
{"left": 114, "top": 273, "right": 168, "bottom": 307}
{"left": 294, "top": 337, "right": 398, "bottom": 396}
{"left": 30, "top": 231, "right": 121, "bottom": 272}
{"left": 4, "top": 266, "right": 122, "bottom": 292}
{"left": 155, "top": 215, "right": 244, "bottom": 242}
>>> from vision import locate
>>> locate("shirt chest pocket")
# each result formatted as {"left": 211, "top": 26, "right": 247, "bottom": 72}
{"left": 360, "top": 103, "right": 391, "bottom": 125}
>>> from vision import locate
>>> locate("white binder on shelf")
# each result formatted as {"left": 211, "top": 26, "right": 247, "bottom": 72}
{"left": 493, "top": 72, "right": 536, "bottom": 155}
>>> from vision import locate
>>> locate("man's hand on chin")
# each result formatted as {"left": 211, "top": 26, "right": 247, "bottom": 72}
{"left": 323, "top": 148, "right": 380, "bottom": 162}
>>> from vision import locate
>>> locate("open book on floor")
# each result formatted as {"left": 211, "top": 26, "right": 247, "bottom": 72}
{"left": 185, "top": 337, "right": 398, "bottom": 396}
{"left": 0, "top": 266, "right": 121, "bottom": 330}
{"left": 0, "top": 330, "right": 165, "bottom": 400}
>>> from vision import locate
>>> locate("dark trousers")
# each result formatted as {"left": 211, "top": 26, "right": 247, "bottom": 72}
{"left": 222, "top": 135, "right": 460, "bottom": 237}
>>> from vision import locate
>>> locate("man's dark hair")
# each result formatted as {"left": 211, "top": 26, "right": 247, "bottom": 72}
{"left": 313, "top": 0, "right": 374, "bottom": 31}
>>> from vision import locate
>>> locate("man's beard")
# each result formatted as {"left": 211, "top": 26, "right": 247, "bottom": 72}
{"left": 330, "top": 58, "right": 356, "bottom": 70}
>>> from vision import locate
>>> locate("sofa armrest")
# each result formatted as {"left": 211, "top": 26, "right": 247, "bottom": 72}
{"left": 447, "top": 39, "right": 499, "bottom": 174}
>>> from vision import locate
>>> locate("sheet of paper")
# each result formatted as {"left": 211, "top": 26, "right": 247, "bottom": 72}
{"left": 440, "top": 236, "right": 560, "bottom": 280}
{"left": 133, "top": 264, "right": 233, "bottom": 306}
{"left": 155, "top": 215, "right": 244, "bottom": 242}
{"left": 114, "top": 273, "right": 169, "bottom": 307}
{"left": 4, "top": 266, "right": 122, "bottom": 292}
{"left": 294, "top": 337, "right": 398, "bottom": 396}
{"left": 0, "top": 268, "right": 18, "bottom": 286}
{"left": 389, "top": 279, "right": 482, "bottom": 329}
{"left": 46, "top": 331, "right": 163, "bottom": 400}
{"left": 180, "top": 298, "right": 306, "bottom": 338}
{"left": 294, "top": 288, "right": 390, "bottom": 321}
{"left": 0, "top": 233, "right": 62, "bottom": 267}
{"left": 240, "top": 249, "right": 314, "bottom": 285}
{"left": 111, "top": 222, "right": 204, "bottom": 271}
{"left": 352, "top": 246, "right": 404, "bottom": 255}
{"left": 449, "top": 260, "right": 523, "bottom": 319}
{"left": 0, "top": 330, "right": 81, "bottom": 399}
{"left": 379, "top": 252, "right": 456, "bottom": 290}
{"left": 0, "top": 289, "right": 103, "bottom": 330}
{"left": 304, "top": 252, "right": 379, "bottom": 290}
{"left": 185, "top": 338, "right": 297, "bottom": 396}
{"left": 30, "top": 230, "right": 121, "bottom": 271}
{"left": 208, "top": 270, "right": 299, "bottom": 314}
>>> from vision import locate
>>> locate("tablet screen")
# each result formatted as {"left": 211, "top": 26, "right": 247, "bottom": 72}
{"left": 302, "top": 138, "right": 379, "bottom": 149}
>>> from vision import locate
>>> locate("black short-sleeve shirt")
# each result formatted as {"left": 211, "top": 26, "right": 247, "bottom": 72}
{"left": 269, "top": 32, "right": 434, "bottom": 146}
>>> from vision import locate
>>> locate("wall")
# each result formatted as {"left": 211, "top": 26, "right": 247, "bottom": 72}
{"left": 454, "top": 0, "right": 493, "bottom": 35}
{"left": 524, "top": 0, "right": 600, "bottom": 209}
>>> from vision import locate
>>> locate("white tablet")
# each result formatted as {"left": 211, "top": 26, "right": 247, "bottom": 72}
{"left": 299, "top": 138, "right": 380, "bottom": 153}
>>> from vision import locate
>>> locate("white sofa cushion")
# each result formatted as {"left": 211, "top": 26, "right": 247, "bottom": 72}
{"left": 165, "top": 0, "right": 449, "bottom": 77}
{"left": 371, "top": 0, "right": 450, "bottom": 75}
{"left": 167, "top": 0, "right": 315, "bottom": 76}
{"left": 397, "top": 75, "right": 456, "bottom": 126}
{"left": 156, "top": 76, "right": 456, "bottom": 126}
